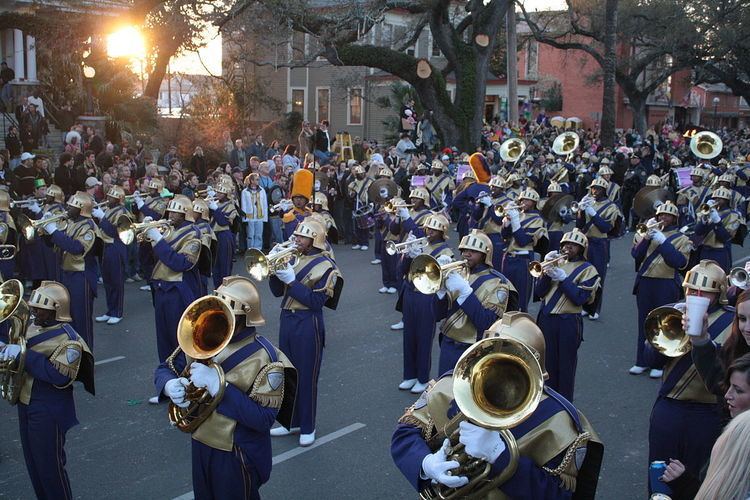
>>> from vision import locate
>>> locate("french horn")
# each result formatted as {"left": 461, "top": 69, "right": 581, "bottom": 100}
{"left": 408, "top": 254, "right": 468, "bottom": 295}
{"left": 0, "top": 279, "right": 30, "bottom": 405}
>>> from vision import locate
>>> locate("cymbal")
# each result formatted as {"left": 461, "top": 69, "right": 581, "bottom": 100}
{"left": 368, "top": 178, "right": 399, "bottom": 204}
{"left": 541, "top": 193, "right": 574, "bottom": 223}
{"left": 633, "top": 187, "right": 672, "bottom": 219}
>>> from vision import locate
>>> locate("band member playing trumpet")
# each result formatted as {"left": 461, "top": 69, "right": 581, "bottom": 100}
{"left": 646, "top": 260, "right": 734, "bottom": 495}
{"left": 133, "top": 178, "right": 168, "bottom": 292}
{"left": 45, "top": 192, "right": 98, "bottom": 349}
{"left": 347, "top": 165, "right": 373, "bottom": 250}
{"left": 209, "top": 178, "right": 238, "bottom": 288}
{"left": 156, "top": 277, "right": 296, "bottom": 500}
{"left": 435, "top": 230, "right": 517, "bottom": 373}
{"left": 39, "top": 184, "right": 67, "bottom": 281}
{"left": 715, "top": 173, "right": 745, "bottom": 210}
{"left": 397, "top": 214, "right": 453, "bottom": 393}
{"left": 1, "top": 281, "right": 94, "bottom": 499}
{"left": 192, "top": 198, "right": 216, "bottom": 296}
{"left": 534, "top": 228, "right": 600, "bottom": 400}
{"left": 598, "top": 165, "right": 621, "bottom": 205}
{"left": 676, "top": 167, "right": 711, "bottom": 225}
{"left": 425, "top": 160, "right": 455, "bottom": 209}
{"left": 500, "top": 188, "right": 548, "bottom": 312}
{"left": 473, "top": 175, "right": 511, "bottom": 270}
{"left": 92, "top": 186, "right": 131, "bottom": 326}
{"left": 630, "top": 201, "right": 691, "bottom": 377}
{"left": 391, "top": 312, "right": 602, "bottom": 499}
{"left": 694, "top": 187, "right": 741, "bottom": 272}
{"left": 269, "top": 219, "right": 343, "bottom": 446}
{"left": 575, "top": 177, "right": 622, "bottom": 320}
{"left": 391, "top": 188, "right": 432, "bottom": 291}
{"left": 281, "top": 168, "right": 314, "bottom": 241}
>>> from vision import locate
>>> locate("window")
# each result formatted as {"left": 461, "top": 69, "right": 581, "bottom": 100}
{"left": 291, "top": 88, "right": 305, "bottom": 117}
{"left": 316, "top": 87, "right": 330, "bottom": 123}
{"left": 432, "top": 35, "right": 442, "bottom": 57}
{"left": 526, "top": 40, "right": 538, "bottom": 78}
{"left": 381, "top": 23, "right": 394, "bottom": 47}
{"left": 348, "top": 87, "right": 363, "bottom": 125}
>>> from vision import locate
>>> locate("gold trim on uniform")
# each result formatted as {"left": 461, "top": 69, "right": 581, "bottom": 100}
{"left": 211, "top": 200, "right": 238, "bottom": 233}
{"left": 581, "top": 200, "right": 620, "bottom": 239}
{"left": 60, "top": 219, "right": 97, "bottom": 272}
{"left": 150, "top": 224, "right": 201, "bottom": 282}
{"left": 633, "top": 230, "right": 692, "bottom": 277}
{"left": 505, "top": 213, "right": 547, "bottom": 253}
{"left": 281, "top": 253, "right": 341, "bottom": 311}
{"left": 540, "top": 261, "right": 600, "bottom": 314}
{"left": 701, "top": 209, "right": 741, "bottom": 249}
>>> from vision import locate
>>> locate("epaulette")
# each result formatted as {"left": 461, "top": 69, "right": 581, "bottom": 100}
{"left": 486, "top": 268, "right": 507, "bottom": 281}
{"left": 249, "top": 361, "right": 286, "bottom": 409}
{"left": 49, "top": 339, "right": 83, "bottom": 388}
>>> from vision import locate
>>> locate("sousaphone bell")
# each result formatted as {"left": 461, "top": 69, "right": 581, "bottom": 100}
{"left": 690, "top": 131, "right": 723, "bottom": 160}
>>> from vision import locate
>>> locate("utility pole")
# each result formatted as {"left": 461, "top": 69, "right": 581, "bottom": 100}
{"left": 506, "top": 6, "right": 518, "bottom": 125}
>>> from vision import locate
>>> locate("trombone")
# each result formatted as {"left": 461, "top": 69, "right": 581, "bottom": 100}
{"left": 636, "top": 220, "right": 663, "bottom": 236}
{"left": 116, "top": 215, "right": 173, "bottom": 244}
{"left": 385, "top": 237, "right": 428, "bottom": 256}
{"left": 408, "top": 254, "right": 468, "bottom": 295}
{"left": 528, "top": 254, "right": 567, "bottom": 278}
{"left": 494, "top": 203, "right": 521, "bottom": 218}
{"left": 244, "top": 240, "right": 300, "bottom": 281}
{"left": 16, "top": 212, "right": 69, "bottom": 242}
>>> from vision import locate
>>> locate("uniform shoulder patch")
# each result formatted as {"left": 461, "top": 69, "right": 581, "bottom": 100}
{"left": 249, "top": 361, "right": 285, "bottom": 409}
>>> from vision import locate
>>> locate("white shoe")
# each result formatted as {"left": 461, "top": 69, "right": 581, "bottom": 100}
{"left": 580, "top": 311, "right": 588, "bottom": 316}
{"left": 139, "top": 285, "right": 151, "bottom": 291}
{"left": 270, "top": 426, "right": 300, "bottom": 437}
{"left": 97, "top": 277, "right": 103, "bottom": 285}
{"left": 410, "top": 382, "right": 428, "bottom": 394}
{"left": 299, "top": 431, "right": 316, "bottom": 447}
{"left": 379, "top": 287, "right": 389, "bottom": 293}
{"left": 587, "top": 313, "right": 599, "bottom": 321}
{"left": 387, "top": 287, "right": 397, "bottom": 294}
{"left": 95, "top": 314, "right": 111, "bottom": 323}
{"left": 148, "top": 396, "right": 160, "bottom": 405}
{"left": 352, "top": 245, "right": 361, "bottom": 250}
{"left": 399, "top": 378, "right": 417, "bottom": 390}
{"left": 370, "top": 259, "right": 381, "bottom": 265}
{"left": 107, "top": 317, "right": 122, "bottom": 325}
{"left": 649, "top": 369, "right": 663, "bottom": 379}
{"left": 390, "top": 321, "right": 404, "bottom": 330}
{"left": 360, "top": 246, "right": 368, "bottom": 251}
{"left": 629, "top": 365, "right": 648, "bottom": 375}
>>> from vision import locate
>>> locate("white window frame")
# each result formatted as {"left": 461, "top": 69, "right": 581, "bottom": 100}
{"left": 427, "top": 30, "right": 442, "bottom": 58}
{"left": 316, "top": 86, "right": 331, "bottom": 124}
{"left": 347, "top": 87, "right": 364, "bottom": 126}
{"left": 289, "top": 86, "right": 307, "bottom": 121}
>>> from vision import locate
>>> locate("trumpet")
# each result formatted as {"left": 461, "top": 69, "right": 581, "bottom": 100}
{"left": 116, "top": 215, "right": 173, "bottom": 244}
{"left": 636, "top": 220, "right": 663, "bottom": 236}
{"left": 123, "top": 191, "right": 141, "bottom": 201}
{"left": 10, "top": 197, "right": 45, "bottom": 208}
{"left": 16, "top": 212, "right": 69, "bottom": 241}
{"left": 408, "top": 254, "right": 468, "bottom": 295}
{"left": 494, "top": 203, "right": 522, "bottom": 218}
{"left": 271, "top": 201, "right": 292, "bottom": 213}
{"left": 383, "top": 200, "right": 413, "bottom": 213}
{"left": 244, "top": 240, "right": 300, "bottom": 281}
{"left": 528, "top": 253, "right": 568, "bottom": 278}
{"left": 385, "top": 237, "right": 428, "bottom": 256}
{"left": 729, "top": 267, "right": 749, "bottom": 289}
{"left": 697, "top": 201, "right": 716, "bottom": 218}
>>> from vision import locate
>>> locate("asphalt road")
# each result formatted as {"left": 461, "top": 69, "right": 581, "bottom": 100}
{"left": 1, "top": 234, "right": 748, "bottom": 500}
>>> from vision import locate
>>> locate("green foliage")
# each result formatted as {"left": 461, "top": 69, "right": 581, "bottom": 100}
{"left": 280, "top": 111, "right": 303, "bottom": 138}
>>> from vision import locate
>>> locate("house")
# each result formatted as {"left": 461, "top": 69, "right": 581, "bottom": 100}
{"left": 157, "top": 74, "right": 213, "bottom": 116}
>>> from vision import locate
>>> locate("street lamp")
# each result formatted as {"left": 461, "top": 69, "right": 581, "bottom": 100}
{"left": 712, "top": 96, "right": 720, "bottom": 129}
{"left": 83, "top": 65, "right": 96, "bottom": 115}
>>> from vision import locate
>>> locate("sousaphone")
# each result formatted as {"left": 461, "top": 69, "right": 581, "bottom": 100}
{"left": 0, "top": 279, "right": 30, "bottom": 405}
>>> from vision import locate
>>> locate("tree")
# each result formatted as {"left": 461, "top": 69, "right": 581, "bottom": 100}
{"left": 222, "top": 0, "right": 512, "bottom": 150}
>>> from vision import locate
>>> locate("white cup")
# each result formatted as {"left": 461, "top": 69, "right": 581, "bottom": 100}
{"left": 685, "top": 295, "right": 711, "bottom": 336}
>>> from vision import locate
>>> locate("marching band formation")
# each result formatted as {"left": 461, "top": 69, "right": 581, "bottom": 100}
{"left": 1, "top": 126, "right": 750, "bottom": 499}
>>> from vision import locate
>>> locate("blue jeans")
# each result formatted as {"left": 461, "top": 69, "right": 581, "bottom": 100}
{"left": 313, "top": 149, "right": 335, "bottom": 166}
{"left": 246, "top": 220, "right": 263, "bottom": 250}
{"left": 269, "top": 217, "right": 283, "bottom": 244}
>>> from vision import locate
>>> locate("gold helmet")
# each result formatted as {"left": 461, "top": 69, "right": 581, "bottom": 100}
{"left": 192, "top": 198, "right": 209, "bottom": 220}
{"left": 409, "top": 187, "right": 430, "bottom": 204}
{"left": 47, "top": 184, "right": 65, "bottom": 203}
{"left": 518, "top": 188, "right": 540, "bottom": 204}
{"left": 683, "top": 260, "right": 727, "bottom": 304}
{"left": 598, "top": 166, "right": 614, "bottom": 176}
{"left": 690, "top": 167, "right": 707, "bottom": 179}
{"left": 167, "top": 194, "right": 195, "bottom": 222}
{"left": 482, "top": 311, "right": 548, "bottom": 380}
{"left": 560, "top": 227, "right": 588, "bottom": 251}
{"left": 547, "top": 182, "right": 562, "bottom": 193}
{"left": 589, "top": 177, "right": 610, "bottom": 190}
{"left": 145, "top": 177, "right": 165, "bottom": 192}
{"left": 214, "top": 178, "right": 234, "bottom": 195}
{"left": 599, "top": 157, "right": 610, "bottom": 165}
{"left": 507, "top": 172, "right": 523, "bottom": 184}
{"left": 489, "top": 175, "right": 506, "bottom": 189}
{"left": 712, "top": 186, "right": 734, "bottom": 201}
{"left": 377, "top": 166, "right": 393, "bottom": 178}
{"left": 313, "top": 192, "right": 329, "bottom": 211}
{"left": 29, "top": 280, "right": 73, "bottom": 322}
{"left": 459, "top": 229, "right": 493, "bottom": 266}
{"left": 214, "top": 276, "right": 265, "bottom": 327}
{"left": 67, "top": 191, "right": 94, "bottom": 218}
{"left": 294, "top": 218, "right": 327, "bottom": 250}
{"left": 656, "top": 200, "right": 679, "bottom": 218}
{"left": 645, "top": 175, "right": 662, "bottom": 187}
{"left": 670, "top": 157, "right": 682, "bottom": 167}
{"left": 431, "top": 160, "right": 445, "bottom": 172}
{"left": 352, "top": 165, "right": 365, "bottom": 175}
{"left": 422, "top": 213, "right": 450, "bottom": 237}
{"left": 0, "top": 190, "right": 9, "bottom": 212}
{"left": 717, "top": 173, "right": 736, "bottom": 186}
{"left": 107, "top": 186, "right": 125, "bottom": 202}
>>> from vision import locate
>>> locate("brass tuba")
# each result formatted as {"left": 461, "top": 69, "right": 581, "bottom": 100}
{"left": 408, "top": 254, "right": 468, "bottom": 295}
{"left": 244, "top": 239, "right": 300, "bottom": 281}
{"left": 690, "top": 131, "right": 723, "bottom": 160}
{"left": 419, "top": 336, "right": 544, "bottom": 500}
{"left": 552, "top": 131, "right": 580, "bottom": 161}
{"left": 644, "top": 306, "right": 691, "bottom": 358}
{"left": 167, "top": 295, "right": 235, "bottom": 432}
{"left": 498, "top": 138, "right": 526, "bottom": 164}
{"left": 0, "top": 279, "right": 30, "bottom": 405}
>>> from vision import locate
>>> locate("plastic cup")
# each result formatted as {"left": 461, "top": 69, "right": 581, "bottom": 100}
{"left": 685, "top": 295, "right": 711, "bottom": 336}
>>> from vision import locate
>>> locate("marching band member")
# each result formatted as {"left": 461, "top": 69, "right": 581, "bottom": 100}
{"left": 435, "top": 229, "right": 517, "bottom": 373}
{"left": 0, "top": 190, "right": 17, "bottom": 280}
{"left": 505, "top": 172, "right": 524, "bottom": 200}
{"left": 391, "top": 312, "right": 603, "bottom": 499}
{"left": 500, "top": 188, "right": 548, "bottom": 312}
{"left": 391, "top": 188, "right": 433, "bottom": 292}
{"left": 134, "top": 178, "right": 168, "bottom": 292}
{"left": 269, "top": 218, "right": 343, "bottom": 446}
{"left": 281, "top": 168, "right": 313, "bottom": 241}
{"left": 598, "top": 165, "right": 621, "bottom": 205}
{"left": 474, "top": 175, "right": 511, "bottom": 270}
{"left": 347, "top": 165, "right": 373, "bottom": 250}
{"left": 715, "top": 172, "right": 745, "bottom": 211}
{"left": 453, "top": 153, "right": 492, "bottom": 239}
{"left": 425, "top": 159, "right": 455, "bottom": 210}
{"left": 39, "top": 184, "right": 67, "bottom": 281}
{"left": 535, "top": 228, "right": 601, "bottom": 400}
{"left": 1, "top": 281, "right": 94, "bottom": 499}
{"left": 575, "top": 177, "right": 622, "bottom": 320}
{"left": 693, "top": 187, "right": 741, "bottom": 272}
{"left": 312, "top": 192, "right": 338, "bottom": 243}
{"left": 379, "top": 197, "right": 405, "bottom": 295}
{"left": 209, "top": 178, "right": 238, "bottom": 288}
{"left": 630, "top": 201, "right": 691, "bottom": 377}
{"left": 646, "top": 260, "right": 734, "bottom": 494}
{"left": 192, "top": 198, "right": 216, "bottom": 296}
{"left": 397, "top": 214, "right": 453, "bottom": 393}
{"left": 541, "top": 181, "right": 573, "bottom": 252}
{"left": 370, "top": 166, "right": 394, "bottom": 265}
{"left": 93, "top": 186, "right": 131, "bottom": 326}
{"left": 156, "top": 277, "right": 296, "bottom": 500}
{"left": 676, "top": 167, "right": 711, "bottom": 225}
{"left": 45, "top": 191, "right": 98, "bottom": 349}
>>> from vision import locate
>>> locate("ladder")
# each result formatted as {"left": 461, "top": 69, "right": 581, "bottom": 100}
{"left": 336, "top": 132, "right": 354, "bottom": 162}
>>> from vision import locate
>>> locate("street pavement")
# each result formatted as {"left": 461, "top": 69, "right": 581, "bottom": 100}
{"left": 1, "top": 234, "right": 748, "bottom": 500}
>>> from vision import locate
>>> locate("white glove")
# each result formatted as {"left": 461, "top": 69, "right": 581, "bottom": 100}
{"left": 268, "top": 243, "right": 283, "bottom": 256}
{"left": 275, "top": 263, "right": 296, "bottom": 284}
{"left": 280, "top": 199, "right": 293, "bottom": 212}
{"left": 650, "top": 230, "right": 666, "bottom": 245}
{"left": 28, "top": 201, "right": 41, "bottom": 214}
{"left": 546, "top": 267, "right": 568, "bottom": 282}
{"left": 480, "top": 195, "right": 492, "bottom": 207}
{"left": 436, "top": 289, "right": 447, "bottom": 299}
{"left": 134, "top": 194, "right": 144, "bottom": 209}
{"left": 0, "top": 344, "right": 21, "bottom": 362}
{"left": 92, "top": 207, "right": 105, "bottom": 219}
{"left": 507, "top": 208, "right": 520, "bottom": 221}
{"left": 408, "top": 245, "right": 422, "bottom": 259}
{"left": 421, "top": 439, "right": 469, "bottom": 488}
{"left": 458, "top": 421, "right": 507, "bottom": 463}
{"left": 146, "top": 226, "right": 163, "bottom": 243}
{"left": 398, "top": 207, "right": 411, "bottom": 219}
{"left": 544, "top": 250, "right": 560, "bottom": 261}
{"left": 508, "top": 209, "right": 521, "bottom": 231}
{"left": 436, "top": 255, "right": 453, "bottom": 266}
{"left": 206, "top": 187, "right": 216, "bottom": 198}
{"left": 709, "top": 209, "right": 721, "bottom": 224}
{"left": 585, "top": 204, "right": 597, "bottom": 216}
{"left": 189, "top": 363, "right": 222, "bottom": 398}
{"left": 164, "top": 377, "right": 190, "bottom": 408}
{"left": 44, "top": 221, "right": 58, "bottom": 234}
{"left": 445, "top": 272, "right": 472, "bottom": 303}
{"left": 208, "top": 199, "right": 219, "bottom": 211}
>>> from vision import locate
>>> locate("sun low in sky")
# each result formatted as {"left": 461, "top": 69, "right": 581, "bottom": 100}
{"left": 107, "top": 26, "right": 147, "bottom": 59}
